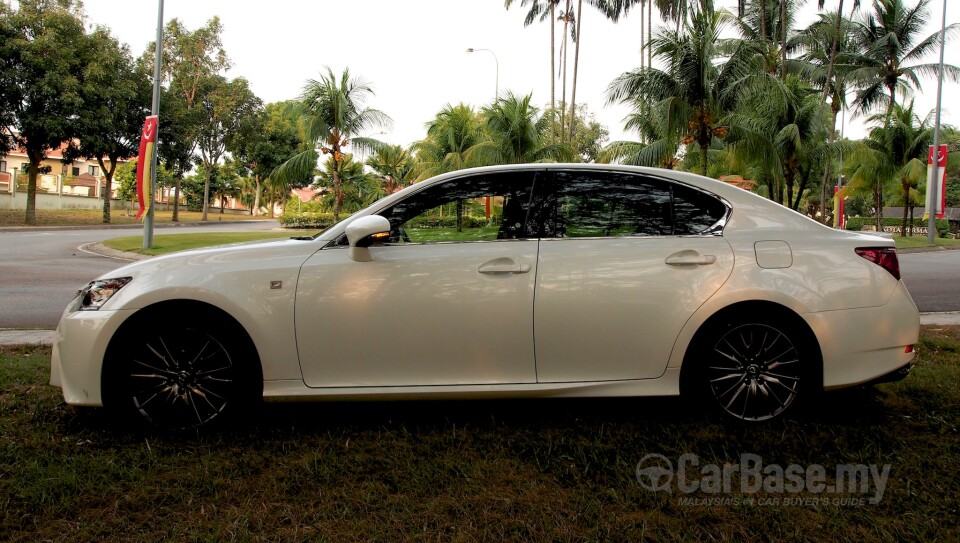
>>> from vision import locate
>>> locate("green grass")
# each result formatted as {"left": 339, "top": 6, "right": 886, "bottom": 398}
{"left": 894, "top": 235, "right": 960, "bottom": 250}
{"left": 103, "top": 232, "right": 307, "bottom": 255}
{"left": 2, "top": 328, "right": 959, "bottom": 541}
{"left": 0, "top": 208, "right": 271, "bottom": 227}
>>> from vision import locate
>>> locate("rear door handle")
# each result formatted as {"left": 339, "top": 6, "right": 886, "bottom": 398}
{"left": 665, "top": 250, "right": 716, "bottom": 266}
{"left": 478, "top": 258, "right": 531, "bottom": 274}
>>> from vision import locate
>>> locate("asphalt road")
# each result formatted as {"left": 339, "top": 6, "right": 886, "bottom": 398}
{"left": 0, "top": 220, "right": 281, "bottom": 328}
{"left": 899, "top": 249, "right": 960, "bottom": 313}
{"left": 0, "top": 223, "right": 957, "bottom": 328}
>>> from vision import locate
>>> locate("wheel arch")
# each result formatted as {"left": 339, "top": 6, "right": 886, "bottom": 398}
{"left": 101, "top": 299, "right": 264, "bottom": 408}
{"left": 677, "top": 300, "right": 823, "bottom": 396}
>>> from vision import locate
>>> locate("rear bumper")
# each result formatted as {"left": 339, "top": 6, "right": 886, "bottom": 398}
{"left": 805, "top": 281, "right": 919, "bottom": 390}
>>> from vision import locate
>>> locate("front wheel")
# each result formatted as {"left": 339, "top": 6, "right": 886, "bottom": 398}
{"left": 695, "top": 320, "right": 813, "bottom": 422}
{"left": 104, "top": 319, "right": 256, "bottom": 429}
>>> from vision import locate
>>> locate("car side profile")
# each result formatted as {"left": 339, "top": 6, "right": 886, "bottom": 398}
{"left": 50, "top": 164, "right": 919, "bottom": 427}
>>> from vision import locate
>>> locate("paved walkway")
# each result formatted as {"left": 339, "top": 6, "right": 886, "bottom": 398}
{"left": 4, "top": 312, "right": 959, "bottom": 346}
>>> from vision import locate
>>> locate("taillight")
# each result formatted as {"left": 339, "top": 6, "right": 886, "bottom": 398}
{"left": 855, "top": 247, "right": 900, "bottom": 280}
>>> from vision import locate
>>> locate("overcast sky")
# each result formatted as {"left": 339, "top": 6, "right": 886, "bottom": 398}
{"left": 80, "top": 0, "right": 958, "bottom": 150}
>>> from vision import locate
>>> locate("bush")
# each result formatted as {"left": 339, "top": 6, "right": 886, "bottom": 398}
{"left": 407, "top": 215, "right": 493, "bottom": 229}
{"left": 846, "top": 216, "right": 950, "bottom": 237}
{"left": 278, "top": 212, "right": 337, "bottom": 229}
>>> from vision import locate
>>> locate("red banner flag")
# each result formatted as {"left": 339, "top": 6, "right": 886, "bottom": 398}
{"left": 135, "top": 116, "right": 159, "bottom": 220}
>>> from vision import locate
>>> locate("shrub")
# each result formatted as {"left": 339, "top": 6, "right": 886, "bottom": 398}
{"left": 278, "top": 212, "right": 337, "bottom": 229}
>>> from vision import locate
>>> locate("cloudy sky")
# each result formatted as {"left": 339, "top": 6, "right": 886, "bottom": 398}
{"left": 80, "top": 0, "right": 958, "bottom": 149}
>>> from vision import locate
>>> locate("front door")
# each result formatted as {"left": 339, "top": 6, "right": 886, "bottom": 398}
{"left": 295, "top": 170, "right": 541, "bottom": 387}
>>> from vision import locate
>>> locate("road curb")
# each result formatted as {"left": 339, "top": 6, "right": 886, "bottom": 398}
{"left": 898, "top": 244, "right": 960, "bottom": 254}
{"left": 0, "top": 219, "right": 278, "bottom": 234}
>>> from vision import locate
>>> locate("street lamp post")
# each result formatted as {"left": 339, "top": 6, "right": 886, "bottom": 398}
{"left": 143, "top": 0, "right": 163, "bottom": 250}
{"left": 927, "top": 0, "right": 947, "bottom": 244}
{"left": 466, "top": 48, "right": 499, "bottom": 101}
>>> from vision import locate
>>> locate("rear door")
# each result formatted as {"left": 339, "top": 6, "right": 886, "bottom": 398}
{"left": 531, "top": 170, "right": 734, "bottom": 382}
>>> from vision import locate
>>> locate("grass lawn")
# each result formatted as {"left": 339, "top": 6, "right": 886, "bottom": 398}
{"left": 2, "top": 327, "right": 958, "bottom": 541}
{"left": 103, "top": 232, "right": 307, "bottom": 256}
{"left": 0, "top": 208, "right": 271, "bottom": 227}
{"left": 894, "top": 235, "right": 960, "bottom": 250}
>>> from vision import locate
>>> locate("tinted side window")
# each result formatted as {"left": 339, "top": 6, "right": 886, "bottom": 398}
{"left": 537, "top": 171, "right": 673, "bottom": 238}
{"left": 672, "top": 183, "right": 727, "bottom": 235}
{"left": 375, "top": 172, "right": 537, "bottom": 244}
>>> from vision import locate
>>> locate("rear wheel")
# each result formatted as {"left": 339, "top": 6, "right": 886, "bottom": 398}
{"left": 693, "top": 317, "right": 814, "bottom": 422}
{"left": 104, "top": 316, "right": 258, "bottom": 429}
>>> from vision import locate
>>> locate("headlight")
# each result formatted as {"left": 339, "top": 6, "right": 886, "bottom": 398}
{"left": 77, "top": 277, "right": 132, "bottom": 311}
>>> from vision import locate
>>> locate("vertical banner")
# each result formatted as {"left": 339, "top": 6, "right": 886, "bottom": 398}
{"left": 925, "top": 144, "right": 948, "bottom": 220}
{"left": 833, "top": 186, "right": 845, "bottom": 230}
{"left": 135, "top": 115, "right": 159, "bottom": 220}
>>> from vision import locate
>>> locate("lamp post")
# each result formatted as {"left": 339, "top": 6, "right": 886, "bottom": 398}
{"left": 926, "top": 0, "right": 948, "bottom": 244}
{"left": 143, "top": 0, "right": 163, "bottom": 250}
{"left": 466, "top": 48, "right": 499, "bottom": 101}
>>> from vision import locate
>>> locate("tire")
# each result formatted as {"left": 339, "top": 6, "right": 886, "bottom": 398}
{"left": 691, "top": 315, "right": 816, "bottom": 422}
{"left": 103, "top": 315, "right": 260, "bottom": 429}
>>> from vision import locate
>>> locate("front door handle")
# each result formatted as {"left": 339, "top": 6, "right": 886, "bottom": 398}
{"left": 478, "top": 258, "right": 532, "bottom": 274}
{"left": 665, "top": 250, "right": 716, "bottom": 266}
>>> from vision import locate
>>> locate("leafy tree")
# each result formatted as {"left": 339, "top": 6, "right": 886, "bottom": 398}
{"left": 193, "top": 75, "right": 262, "bottom": 220}
{"left": 543, "top": 103, "right": 609, "bottom": 161}
{"left": 77, "top": 28, "right": 151, "bottom": 223}
{"left": 0, "top": 0, "right": 90, "bottom": 224}
{"left": 273, "top": 67, "right": 391, "bottom": 221}
{"left": 148, "top": 17, "right": 231, "bottom": 221}
{"left": 227, "top": 101, "right": 306, "bottom": 215}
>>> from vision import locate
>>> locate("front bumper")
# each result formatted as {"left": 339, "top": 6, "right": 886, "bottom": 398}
{"left": 50, "top": 300, "right": 133, "bottom": 406}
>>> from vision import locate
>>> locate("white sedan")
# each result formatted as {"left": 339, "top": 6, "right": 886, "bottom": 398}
{"left": 50, "top": 164, "right": 919, "bottom": 427}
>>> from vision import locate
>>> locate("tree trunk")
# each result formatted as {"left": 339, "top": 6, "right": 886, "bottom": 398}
{"left": 760, "top": 0, "right": 767, "bottom": 41}
{"left": 902, "top": 180, "right": 910, "bottom": 237}
{"left": 779, "top": 0, "right": 787, "bottom": 79}
{"left": 202, "top": 167, "right": 211, "bottom": 221}
{"left": 568, "top": 0, "right": 583, "bottom": 143}
{"left": 173, "top": 176, "right": 181, "bottom": 221}
{"left": 640, "top": 0, "right": 644, "bottom": 70}
{"left": 647, "top": 0, "right": 652, "bottom": 69}
{"left": 560, "top": 0, "right": 571, "bottom": 142}
{"left": 700, "top": 144, "right": 709, "bottom": 177}
{"left": 786, "top": 169, "right": 795, "bottom": 209}
{"left": 550, "top": 0, "right": 556, "bottom": 142}
{"left": 875, "top": 182, "right": 883, "bottom": 231}
{"left": 25, "top": 153, "right": 39, "bottom": 226}
{"left": 99, "top": 157, "right": 115, "bottom": 224}
{"left": 253, "top": 173, "right": 261, "bottom": 216}
{"left": 818, "top": 0, "right": 845, "bottom": 225}
{"left": 332, "top": 162, "right": 343, "bottom": 221}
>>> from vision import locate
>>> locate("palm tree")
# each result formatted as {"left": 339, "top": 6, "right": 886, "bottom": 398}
{"left": 598, "top": 107, "right": 682, "bottom": 168}
{"left": 412, "top": 103, "right": 486, "bottom": 180}
{"left": 365, "top": 144, "right": 416, "bottom": 194}
{"left": 467, "top": 92, "right": 573, "bottom": 165}
{"left": 844, "top": 101, "right": 931, "bottom": 234}
{"left": 798, "top": 6, "right": 860, "bottom": 222}
{"left": 314, "top": 154, "right": 381, "bottom": 214}
{"left": 607, "top": 4, "right": 755, "bottom": 177}
{"left": 846, "top": 0, "right": 960, "bottom": 121}
{"left": 273, "top": 67, "right": 391, "bottom": 221}
{"left": 505, "top": 0, "right": 560, "bottom": 138}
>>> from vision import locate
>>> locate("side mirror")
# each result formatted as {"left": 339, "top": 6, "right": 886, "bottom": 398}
{"left": 345, "top": 215, "right": 391, "bottom": 262}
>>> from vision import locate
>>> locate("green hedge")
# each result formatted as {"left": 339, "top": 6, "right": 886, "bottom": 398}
{"left": 407, "top": 215, "right": 493, "bottom": 229}
{"left": 278, "top": 212, "right": 337, "bottom": 229}
{"left": 846, "top": 216, "right": 950, "bottom": 237}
